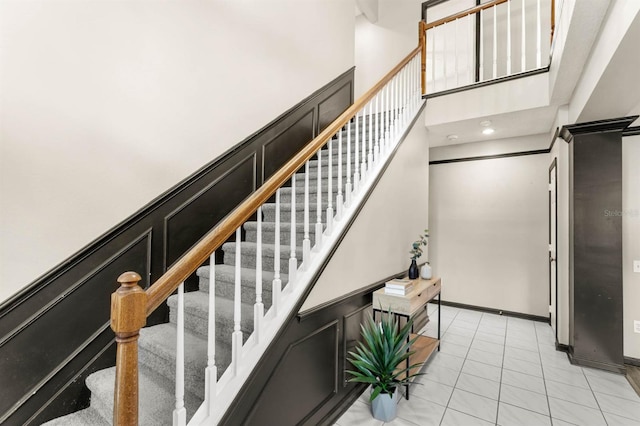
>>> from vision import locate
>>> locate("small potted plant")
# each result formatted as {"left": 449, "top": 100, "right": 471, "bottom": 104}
{"left": 346, "top": 311, "right": 424, "bottom": 421}
{"left": 408, "top": 229, "right": 429, "bottom": 279}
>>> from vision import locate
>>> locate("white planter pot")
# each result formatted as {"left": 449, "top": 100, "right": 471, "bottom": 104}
{"left": 371, "top": 390, "right": 398, "bottom": 422}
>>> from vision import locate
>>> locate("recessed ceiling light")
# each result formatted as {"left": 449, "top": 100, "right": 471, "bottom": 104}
{"left": 482, "top": 128, "right": 495, "bottom": 135}
{"left": 480, "top": 120, "right": 492, "bottom": 127}
{"left": 447, "top": 134, "right": 459, "bottom": 141}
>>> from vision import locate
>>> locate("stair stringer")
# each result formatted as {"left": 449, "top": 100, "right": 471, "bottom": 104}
{"left": 191, "top": 100, "right": 427, "bottom": 425}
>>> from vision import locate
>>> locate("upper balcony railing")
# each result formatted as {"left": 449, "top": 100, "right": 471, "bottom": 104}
{"left": 419, "top": 0, "right": 555, "bottom": 96}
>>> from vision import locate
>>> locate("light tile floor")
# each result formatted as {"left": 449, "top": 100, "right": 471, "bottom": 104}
{"left": 335, "top": 304, "right": 640, "bottom": 426}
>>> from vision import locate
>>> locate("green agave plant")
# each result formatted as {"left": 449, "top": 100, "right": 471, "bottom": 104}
{"left": 346, "top": 310, "right": 425, "bottom": 401}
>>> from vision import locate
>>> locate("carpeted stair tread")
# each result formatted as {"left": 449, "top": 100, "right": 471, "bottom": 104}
{"left": 197, "top": 264, "right": 287, "bottom": 300}
{"left": 86, "top": 366, "right": 201, "bottom": 425}
{"left": 41, "top": 408, "right": 108, "bottom": 426}
{"left": 244, "top": 221, "right": 316, "bottom": 246}
{"left": 138, "top": 323, "right": 210, "bottom": 399}
{"left": 167, "top": 291, "right": 254, "bottom": 338}
{"left": 222, "top": 241, "right": 303, "bottom": 270}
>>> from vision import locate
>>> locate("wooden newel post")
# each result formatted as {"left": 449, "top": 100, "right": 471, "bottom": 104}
{"left": 419, "top": 20, "right": 427, "bottom": 96}
{"left": 111, "top": 271, "right": 147, "bottom": 426}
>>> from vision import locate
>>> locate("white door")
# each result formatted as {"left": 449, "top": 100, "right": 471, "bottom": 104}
{"left": 549, "top": 160, "right": 557, "bottom": 338}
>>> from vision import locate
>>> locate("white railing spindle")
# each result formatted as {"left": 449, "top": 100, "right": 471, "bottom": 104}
{"left": 354, "top": 113, "right": 360, "bottom": 191}
{"left": 273, "top": 190, "right": 282, "bottom": 314}
{"left": 254, "top": 206, "right": 263, "bottom": 343}
{"left": 431, "top": 28, "right": 436, "bottom": 90}
{"left": 232, "top": 228, "right": 242, "bottom": 376}
{"left": 303, "top": 161, "right": 311, "bottom": 266}
{"left": 507, "top": 0, "right": 512, "bottom": 75}
{"left": 173, "top": 282, "right": 186, "bottom": 426}
{"left": 521, "top": 0, "right": 526, "bottom": 71}
{"left": 375, "top": 92, "right": 380, "bottom": 161}
{"left": 493, "top": 5, "right": 497, "bottom": 79}
{"left": 468, "top": 15, "right": 473, "bottom": 85}
{"left": 205, "top": 254, "right": 216, "bottom": 415}
{"left": 479, "top": 9, "right": 484, "bottom": 81}
{"left": 536, "top": 0, "right": 541, "bottom": 68}
{"left": 337, "top": 129, "right": 344, "bottom": 218}
{"left": 346, "top": 121, "right": 352, "bottom": 206}
{"left": 368, "top": 101, "right": 374, "bottom": 170}
{"left": 288, "top": 174, "right": 297, "bottom": 285}
{"left": 361, "top": 107, "right": 367, "bottom": 180}
{"left": 326, "top": 137, "right": 333, "bottom": 234}
{"left": 315, "top": 149, "right": 323, "bottom": 248}
{"left": 454, "top": 18, "right": 459, "bottom": 87}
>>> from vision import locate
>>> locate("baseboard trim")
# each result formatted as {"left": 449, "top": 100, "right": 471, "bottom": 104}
{"left": 625, "top": 356, "right": 640, "bottom": 367}
{"left": 436, "top": 300, "right": 549, "bottom": 323}
{"left": 555, "top": 339, "right": 569, "bottom": 353}
{"left": 567, "top": 351, "right": 626, "bottom": 374}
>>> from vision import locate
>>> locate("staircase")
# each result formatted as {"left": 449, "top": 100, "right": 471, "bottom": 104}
{"left": 42, "top": 44, "right": 423, "bottom": 425}
{"left": 42, "top": 131, "right": 365, "bottom": 426}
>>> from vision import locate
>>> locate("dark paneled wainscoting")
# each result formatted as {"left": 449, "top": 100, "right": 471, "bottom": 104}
{"left": 219, "top": 269, "right": 417, "bottom": 426}
{"left": 0, "top": 68, "right": 354, "bottom": 426}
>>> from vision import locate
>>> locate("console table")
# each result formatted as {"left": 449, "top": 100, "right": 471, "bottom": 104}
{"left": 372, "top": 277, "right": 441, "bottom": 400}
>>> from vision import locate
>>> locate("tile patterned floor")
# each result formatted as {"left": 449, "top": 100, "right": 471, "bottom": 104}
{"left": 335, "top": 304, "right": 640, "bottom": 426}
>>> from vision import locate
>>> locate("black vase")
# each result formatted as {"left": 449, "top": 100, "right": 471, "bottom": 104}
{"left": 408, "top": 259, "right": 419, "bottom": 279}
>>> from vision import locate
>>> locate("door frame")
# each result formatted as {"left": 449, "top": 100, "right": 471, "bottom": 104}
{"left": 548, "top": 157, "right": 558, "bottom": 339}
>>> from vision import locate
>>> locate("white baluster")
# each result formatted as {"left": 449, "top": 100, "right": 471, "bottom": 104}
{"left": 232, "top": 228, "right": 242, "bottom": 376}
{"left": 443, "top": 26, "right": 448, "bottom": 90}
{"left": 385, "top": 81, "right": 391, "bottom": 150}
{"left": 431, "top": 28, "right": 436, "bottom": 90}
{"left": 368, "top": 100, "right": 373, "bottom": 169}
{"left": 479, "top": 9, "right": 484, "bottom": 81}
{"left": 493, "top": 5, "right": 497, "bottom": 79}
{"left": 389, "top": 78, "right": 395, "bottom": 140}
{"left": 346, "top": 121, "right": 352, "bottom": 206}
{"left": 468, "top": 16, "right": 473, "bottom": 85}
{"left": 205, "top": 254, "right": 217, "bottom": 415}
{"left": 536, "top": 0, "right": 541, "bottom": 68}
{"left": 401, "top": 67, "right": 407, "bottom": 126}
{"left": 173, "top": 282, "right": 186, "bottom": 426}
{"left": 521, "top": 0, "right": 526, "bottom": 71}
{"left": 314, "top": 149, "right": 323, "bottom": 248}
{"left": 360, "top": 107, "right": 367, "bottom": 180}
{"left": 507, "top": 0, "right": 512, "bottom": 75}
{"left": 254, "top": 206, "right": 263, "bottom": 343}
{"left": 395, "top": 74, "right": 399, "bottom": 135}
{"left": 326, "top": 137, "right": 334, "bottom": 234}
{"left": 361, "top": 106, "right": 367, "bottom": 178}
{"left": 302, "top": 161, "right": 311, "bottom": 267}
{"left": 273, "top": 190, "right": 282, "bottom": 314}
{"left": 375, "top": 92, "right": 380, "bottom": 161}
{"left": 288, "top": 174, "right": 297, "bottom": 285}
{"left": 337, "top": 129, "right": 344, "bottom": 218}
{"left": 354, "top": 113, "right": 360, "bottom": 191}
{"left": 455, "top": 18, "right": 459, "bottom": 87}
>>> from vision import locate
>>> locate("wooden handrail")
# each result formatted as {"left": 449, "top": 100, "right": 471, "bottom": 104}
{"left": 424, "top": 0, "right": 509, "bottom": 30}
{"left": 145, "top": 45, "right": 422, "bottom": 315}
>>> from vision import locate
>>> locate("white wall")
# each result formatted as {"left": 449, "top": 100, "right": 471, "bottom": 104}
{"left": 301, "top": 108, "right": 429, "bottom": 311}
{"left": 622, "top": 135, "right": 640, "bottom": 359}
{"left": 354, "top": 0, "right": 423, "bottom": 98}
{"left": 0, "top": 0, "right": 355, "bottom": 303}
{"left": 429, "top": 138, "right": 549, "bottom": 317}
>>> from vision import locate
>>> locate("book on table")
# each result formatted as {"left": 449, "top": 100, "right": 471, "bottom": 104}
{"left": 384, "top": 278, "right": 413, "bottom": 295}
